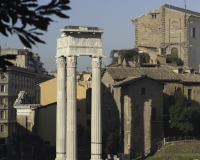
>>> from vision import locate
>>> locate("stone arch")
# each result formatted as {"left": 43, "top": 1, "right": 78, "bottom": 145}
{"left": 171, "top": 47, "right": 178, "bottom": 57}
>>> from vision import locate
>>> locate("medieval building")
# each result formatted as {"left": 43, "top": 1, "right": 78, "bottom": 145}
{"left": 132, "top": 4, "right": 200, "bottom": 70}
{"left": 101, "top": 66, "right": 200, "bottom": 157}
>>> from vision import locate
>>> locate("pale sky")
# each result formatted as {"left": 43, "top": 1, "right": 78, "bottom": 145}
{"left": 0, "top": 0, "right": 199, "bottom": 72}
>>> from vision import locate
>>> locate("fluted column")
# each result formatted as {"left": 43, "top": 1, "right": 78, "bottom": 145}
{"left": 91, "top": 56, "right": 102, "bottom": 160}
{"left": 56, "top": 56, "right": 66, "bottom": 160}
{"left": 66, "top": 56, "right": 77, "bottom": 160}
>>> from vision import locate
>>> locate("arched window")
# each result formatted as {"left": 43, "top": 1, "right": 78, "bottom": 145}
{"left": 151, "top": 108, "right": 157, "bottom": 121}
{"left": 141, "top": 88, "right": 145, "bottom": 95}
{"left": 171, "top": 47, "right": 178, "bottom": 57}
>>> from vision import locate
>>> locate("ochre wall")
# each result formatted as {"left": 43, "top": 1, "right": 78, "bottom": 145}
{"left": 40, "top": 78, "right": 57, "bottom": 106}
{"left": 40, "top": 73, "right": 91, "bottom": 129}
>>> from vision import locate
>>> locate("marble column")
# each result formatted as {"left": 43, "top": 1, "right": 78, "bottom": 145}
{"left": 66, "top": 56, "right": 77, "bottom": 160}
{"left": 91, "top": 56, "right": 102, "bottom": 160}
{"left": 56, "top": 56, "right": 66, "bottom": 160}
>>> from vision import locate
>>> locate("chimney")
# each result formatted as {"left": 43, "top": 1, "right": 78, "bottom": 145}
{"left": 122, "top": 58, "right": 127, "bottom": 67}
{"left": 118, "top": 54, "right": 122, "bottom": 64}
{"left": 138, "top": 56, "right": 140, "bottom": 64}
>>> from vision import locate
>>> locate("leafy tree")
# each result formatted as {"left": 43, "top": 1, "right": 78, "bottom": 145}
{"left": 166, "top": 56, "right": 184, "bottom": 66}
{"left": 0, "top": 0, "right": 70, "bottom": 71}
{"left": 105, "top": 131, "right": 120, "bottom": 155}
{"left": 169, "top": 88, "right": 195, "bottom": 133}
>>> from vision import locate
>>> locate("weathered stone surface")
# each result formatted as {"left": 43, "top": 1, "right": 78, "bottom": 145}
{"left": 56, "top": 26, "right": 105, "bottom": 160}
{"left": 132, "top": 4, "right": 200, "bottom": 70}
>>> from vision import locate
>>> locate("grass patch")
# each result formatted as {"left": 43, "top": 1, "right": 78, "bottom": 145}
{"left": 133, "top": 141, "right": 200, "bottom": 160}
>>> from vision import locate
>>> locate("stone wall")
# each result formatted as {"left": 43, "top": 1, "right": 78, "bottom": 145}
{"left": 133, "top": 5, "right": 200, "bottom": 70}
{"left": 101, "top": 72, "right": 164, "bottom": 157}
{"left": 123, "top": 78, "right": 164, "bottom": 156}
{"left": 101, "top": 71, "right": 119, "bottom": 132}
{"left": 133, "top": 7, "right": 162, "bottom": 48}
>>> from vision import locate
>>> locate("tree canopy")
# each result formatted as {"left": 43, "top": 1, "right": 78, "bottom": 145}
{"left": 105, "top": 131, "right": 120, "bottom": 155}
{"left": 169, "top": 88, "right": 195, "bottom": 133}
{"left": 0, "top": 0, "right": 70, "bottom": 71}
{"left": 166, "top": 55, "right": 184, "bottom": 66}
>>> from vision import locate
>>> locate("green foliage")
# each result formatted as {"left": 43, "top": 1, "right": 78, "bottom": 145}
{"left": 169, "top": 88, "right": 196, "bottom": 133}
{"left": 0, "top": 0, "right": 70, "bottom": 71}
{"left": 125, "top": 48, "right": 139, "bottom": 59}
{"left": 105, "top": 131, "right": 120, "bottom": 155}
{"left": 166, "top": 56, "right": 184, "bottom": 66}
{"left": 139, "top": 53, "right": 150, "bottom": 63}
{"left": 142, "top": 141, "right": 200, "bottom": 160}
{"left": 0, "top": 0, "right": 70, "bottom": 48}
{"left": 0, "top": 54, "right": 17, "bottom": 72}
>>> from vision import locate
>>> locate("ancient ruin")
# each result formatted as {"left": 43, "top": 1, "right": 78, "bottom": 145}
{"left": 56, "top": 26, "right": 105, "bottom": 160}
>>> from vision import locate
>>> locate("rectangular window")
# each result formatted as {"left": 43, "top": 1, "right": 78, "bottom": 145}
{"left": 1, "top": 125, "right": 5, "bottom": 133}
{"left": 0, "top": 111, "right": 5, "bottom": 119}
{"left": 152, "top": 14, "right": 157, "bottom": 19}
{"left": 0, "top": 98, "right": 5, "bottom": 105}
{"left": 0, "top": 85, "right": 5, "bottom": 92}
{"left": 192, "top": 52, "right": 196, "bottom": 64}
{"left": 191, "top": 27, "right": 196, "bottom": 38}
{"left": 188, "top": 89, "right": 192, "bottom": 100}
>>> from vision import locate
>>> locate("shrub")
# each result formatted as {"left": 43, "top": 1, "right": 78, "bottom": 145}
{"left": 166, "top": 56, "right": 184, "bottom": 66}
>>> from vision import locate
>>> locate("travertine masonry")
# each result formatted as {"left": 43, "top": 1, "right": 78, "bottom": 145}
{"left": 132, "top": 4, "right": 200, "bottom": 70}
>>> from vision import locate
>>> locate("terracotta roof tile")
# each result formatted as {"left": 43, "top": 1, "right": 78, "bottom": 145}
{"left": 105, "top": 67, "right": 181, "bottom": 81}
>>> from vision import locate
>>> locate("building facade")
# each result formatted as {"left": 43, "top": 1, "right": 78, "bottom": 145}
{"left": 36, "top": 72, "right": 92, "bottom": 146}
{"left": 132, "top": 4, "right": 200, "bottom": 70}
{"left": 101, "top": 66, "right": 200, "bottom": 157}
{"left": 0, "top": 48, "right": 52, "bottom": 148}
{"left": 101, "top": 68, "right": 165, "bottom": 157}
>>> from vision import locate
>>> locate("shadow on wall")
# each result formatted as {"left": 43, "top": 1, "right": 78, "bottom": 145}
{"left": 128, "top": 80, "right": 164, "bottom": 158}
{"left": 34, "top": 98, "right": 92, "bottom": 159}
{"left": 10, "top": 127, "right": 56, "bottom": 160}
{"left": 102, "top": 77, "right": 164, "bottom": 159}
{"left": 101, "top": 83, "right": 121, "bottom": 159}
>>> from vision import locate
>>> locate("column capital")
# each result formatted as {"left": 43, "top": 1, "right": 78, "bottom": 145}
{"left": 56, "top": 56, "right": 66, "bottom": 68}
{"left": 92, "top": 57, "right": 102, "bottom": 68}
{"left": 67, "top": 56, "right": 77, "bottom": 68}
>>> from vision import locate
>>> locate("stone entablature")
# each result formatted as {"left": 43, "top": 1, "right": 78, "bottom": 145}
{"left": 57, "top": 26, "right": 104, "bottom": 57}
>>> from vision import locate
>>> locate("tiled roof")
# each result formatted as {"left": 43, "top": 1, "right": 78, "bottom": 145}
{"left": 105, "top": 67, "right": 181, "bottom": 81}
{"left": 164, "top": 4, "right": 200, "bottom": 17}
{"left": 132, "top": 4, "right": 200, "bottom": 21}
{"left": 113, "top": 75, "right": 164, "bottom": 86}
{"left": 175, "top": 73, "right": 200, "bottom": 83}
